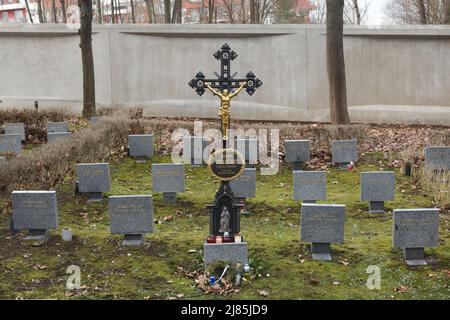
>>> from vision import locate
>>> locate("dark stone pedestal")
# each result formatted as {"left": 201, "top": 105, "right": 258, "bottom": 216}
{"left": 311, "top": 242, "right": 332, "bottom": 261}
{"left": 369, "top": 201, "right": 385, "bottom": 214}
{"left": 25, "top": 229, "right": 48, "bottom": 241}
{"left": 204, "top": 242, "right": 248, "bottom": 267}
{"left": 87, "top": 192, "right": 103, "bottom": 202}
{"left": 163, "top": 192, "right": 177, "bottom": 204}
{"left": 122, "top": 234, "right": 144, "bottom": 247}
{"left": 403, "top": 248, "right": 427, "bottom": 266}
{"left": 292, "top": 162, "right": 304, "bottom": 171}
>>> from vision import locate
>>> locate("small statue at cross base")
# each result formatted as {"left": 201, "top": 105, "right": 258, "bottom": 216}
{"left": 218, "top": 206, "right": 232, "bottom": 234}
{"left": 205, "top": 83, "right": 246, "bottom": 140}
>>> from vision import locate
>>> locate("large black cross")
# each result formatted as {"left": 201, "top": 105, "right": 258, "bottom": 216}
{"left": 188, "top": 43, "right": 263, "bottom": 96}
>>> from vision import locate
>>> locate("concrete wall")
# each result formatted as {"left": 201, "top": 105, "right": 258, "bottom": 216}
{"left": 0, "top": 24, "right": 449, "bottom": 125}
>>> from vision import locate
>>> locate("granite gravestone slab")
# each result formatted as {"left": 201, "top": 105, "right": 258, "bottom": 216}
{"left": 47, "top": 132, "right": 71, "bottom": 143}
{"left": 393, "top": 208, "right": 439, "bottom": 266}
{"left": 5, "top": 123, "right": 25, "bottom": 141}
{"left": 331, "top": 140, "right": 358, "bottom": 167}
{"left": 285, "top": 140, "right": 311, "bottom": 170}
{"left": 236, "top": 138, "right": 259, "bottom": 166}
{"left": 109, "top": 195, "right": 154, "bottom": 246}
{"left": 0, "top": 134, "right": 22, "bottom": 155}
{"left": 48, "top": 122, "right": 69, "bottom": 133}
{"left": 361, "top": 171, "right": 395, "bottom": 213}
{"left": 230, "top": 168, "right": 256, "bottom": 214}
{"left": 301, "top": 204, "right": 345, "bottom": 261}
{"left": 76, "top": 163, "right": 111, "bottom": 201}
{"left": 204, "top": 242, "right": 248, "bottom": 266}
{"left": 293, "top": 171, "right": 326, "bottom": 203}
{"left": 129, "top": 134, "right": 154, "bottom": 160}
{"left": 152, "top": 163, "right": 185, "bottom": 203}
{"left": 90, "top": 116, "right": 99, "bottom": 126}
{"left": 425, "top": 146, "right": 450, "bottom": 171}
{"left": 183, "top": 136, "right": 209, "bottom": 166}
{"left": 12, "top": 191, "right": 58, "bottom": 240}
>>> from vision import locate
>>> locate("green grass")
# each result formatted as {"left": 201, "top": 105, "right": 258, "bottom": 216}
{"left": 0, "top": 153, "right": 448, "bottom": 300}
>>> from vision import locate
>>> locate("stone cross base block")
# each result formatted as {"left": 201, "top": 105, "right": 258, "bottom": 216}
{"left": 87, "top": 192, "right": 104, "bottom": 202}
{"left": 122, "top": 234, "right": 144, "bottom": 247}
{"left": 292, "top": 162, "right": 304, "bottom": 171}
{"left": 24, "top": 229, "right": 48, "bottom": 241}
{"left": 163, "top": 192, "right": 177, "bottom": 203}
{"left": 403, "top": 248, "right": 427, "bottom": 266}
{"left": 204, "top": 242, "right": 248, "bottom": 267}
{"left": 369, "top": 201, "right": 385, "bottom": 214}
{"left": 311, "top": 242, "right": 332, "bottom": 261}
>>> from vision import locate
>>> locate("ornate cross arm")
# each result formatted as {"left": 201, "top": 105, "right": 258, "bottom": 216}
{"left": 188, "top": 71, "right": 263, "bottom": 97}
{"left": 188, "top": 43, "right": 262, "bottom": 97}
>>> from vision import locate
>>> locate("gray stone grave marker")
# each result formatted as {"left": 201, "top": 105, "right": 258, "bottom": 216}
{"left": 129, "top": 134, "right": 154, "bottom": 161}
{"left": 47, "top": 132, "right": 71, "bottom": 143}
{"left": 0, "top": 134, "right": 22, "bottom": 155}
{"left": 294, "top": 171, "right": 326, "bottom": 203}
{"left": 183, "top": 136, "right": 208, "bottom": 166}
{"left": 12, "top": 191, "right": 58, "bottom": 241}
{"left": 285, "top": 140, "right": 311, "bottom": 170}
{"left": 331, "top": 140, "right": 358, "bottom": 168}
{"left": 204, "top": 242, "right": 249, "bottom": 266}
{"left": 90, "top": 116, "right": 99, "bottom": 126}
{"left": 361, "top": 171, "right": 395, "bottom": 213}
{"left": 425, "top": 146, "right": 450, "bottom": 171}
{"left": 109, "top": 195, "right": 154, "bottom": 246}
{"left": 301, "top": 204, "right": 345, "bottom": 261}
{"left": 236, "top": 138, "right": 259, "bottom": 166}
{"left": 76, "top": 163, "right": 111, "bottom": 201}
{"left": 5, "top": 123, "right": 25, "bottom": 141}
{"left": 152, "top": 163, "right": 185, "bottom": 203}
{"left": 230, "top": 168, "right": 256, "bottom": 214}
{"left": 48, "top": 121, "right": 68, "bottom": 133}
{"left": 393, "top": 208, "right": 439, "bottom": 266}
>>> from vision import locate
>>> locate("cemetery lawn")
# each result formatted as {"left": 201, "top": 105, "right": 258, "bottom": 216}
{"left": 0, "top": 154, "right": 448, "bottom": 300}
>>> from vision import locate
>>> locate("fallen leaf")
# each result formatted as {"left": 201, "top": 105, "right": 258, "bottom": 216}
{"left": 258, "top": 290, "right": 269, "bottom": 297}
{"left": 395, "top": 285, "right": 409, "bottom": 293}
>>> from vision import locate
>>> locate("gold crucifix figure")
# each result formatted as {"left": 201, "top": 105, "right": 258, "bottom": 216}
{"left": 205, "top": 83, "right": 246, "bottom": 140}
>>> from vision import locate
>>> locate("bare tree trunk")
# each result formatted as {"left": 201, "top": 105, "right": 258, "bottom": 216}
{"left": 130, "top": 0, "right": 136, "bottom": 23}
{"left": 61, "top": 0, "right": 67, "bottom": 23}
{"left": 416, "top": 0, "right": 428, "bottom": 24}
{"left": 96, "top": 0, "right": 102, "bottom": 24}
{"left": 164, "top": 0, "right": 171, "bottom": 23}
{"left": 52, "top": 0, "right": 57, "bottom": 23}
{"left": 326, "top": 0, "right": 350, "bottom": 125}
{"left": 352, "top": 0, "right": 361, "bottom": 25}
{"left": 171, "top": 0, "right": 181, "bottom": 23}
{"left": 176, "top": 0, "right": 182, "bottom": 23}
{"left": 37, "top": 0, "right": 44, "bottom": 23}
{"left": 241, "top": 0, "right": 246, "bottom": 23}
{"left": 208, "top": 0, "right": 215, "bottom": 23}
{"left": 111, "top": 0, "right": 115, "bottom": 23}
{"left": 445, "top": 0, "right": 450, "bottom": 23}
{"left": 144, "top": 0, "right": 153, "bottom": 23}
{"left": 25, "top": 0, "right": 34, "bottom": 23}
{"left": 250, "top": 0, "right": 256, "bottom": 23}
{"left": 79, "top": 0, "right": 96, "bottom": 119}
{"left": 117, "top": 0, "right": 123, "bottom": 23}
